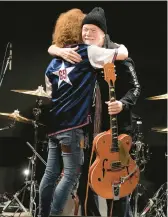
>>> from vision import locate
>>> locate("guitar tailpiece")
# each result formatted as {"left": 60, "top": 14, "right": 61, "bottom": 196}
{"left": 112, "top": 183, "right": 121, "bottom": 201}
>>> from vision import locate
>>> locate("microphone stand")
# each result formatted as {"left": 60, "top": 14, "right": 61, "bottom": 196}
{"left": 0, "top": 42, "right": 11, "bottom": 88}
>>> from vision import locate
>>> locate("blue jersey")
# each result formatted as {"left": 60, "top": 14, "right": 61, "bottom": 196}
{"left": 45, "top": 44, "right": 97, "bottom": 135}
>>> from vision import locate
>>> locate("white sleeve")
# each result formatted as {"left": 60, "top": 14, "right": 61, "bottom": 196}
{"left": 45, "top": 75, "right": 52, "bottom": 98}
{"left": 87, "top": 45, "right": 116, "bottom": 68}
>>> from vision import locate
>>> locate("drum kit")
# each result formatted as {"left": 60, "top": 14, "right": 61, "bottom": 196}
{"left": 0, "top": 86, "right": 49, "bottom": 217}
{"left": 130, "top": 93, "right": 167, "bottom": 217}
{"left": 0, "top": 89, "right": 167, "bottom": 217}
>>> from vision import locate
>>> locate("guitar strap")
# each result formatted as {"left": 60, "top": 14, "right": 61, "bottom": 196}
{"left": 84, "top": 133, "right": 97, "bottom": 216}
{"left": 93, "top": 80, "right": 102, "bottom": 138}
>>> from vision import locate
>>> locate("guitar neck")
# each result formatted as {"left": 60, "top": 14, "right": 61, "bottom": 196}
{"left": 109, "top": 81, "right": 119, "bottom": 152}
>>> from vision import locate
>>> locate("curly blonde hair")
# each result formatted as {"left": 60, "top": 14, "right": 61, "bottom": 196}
{"left": 52, "top": 9, "right": 85, "bottom": 48}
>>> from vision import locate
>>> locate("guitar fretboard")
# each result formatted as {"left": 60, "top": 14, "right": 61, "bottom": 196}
{"left": 109, "top": 81, "right": 119, "bottom": 152}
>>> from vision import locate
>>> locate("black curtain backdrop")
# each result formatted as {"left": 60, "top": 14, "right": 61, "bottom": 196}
{"left": 0, "top": 1, "right": 167, "bottom": 193}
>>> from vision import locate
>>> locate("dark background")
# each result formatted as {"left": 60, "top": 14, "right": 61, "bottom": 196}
{"left": 0, "top": 1, "right": 167, "bottom": 195}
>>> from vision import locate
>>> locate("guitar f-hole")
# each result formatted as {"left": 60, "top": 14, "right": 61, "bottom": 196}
{"left": 98, "top": 158, "right": 108, "bottom": 182}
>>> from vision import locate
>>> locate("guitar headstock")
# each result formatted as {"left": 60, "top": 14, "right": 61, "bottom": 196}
{"left": 103, "top": 63, "right": 116, "bottom": 86}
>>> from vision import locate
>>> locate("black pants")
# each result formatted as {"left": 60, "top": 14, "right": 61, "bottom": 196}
{"left": 106, "top": 197, "right": 133, "bottom": 217}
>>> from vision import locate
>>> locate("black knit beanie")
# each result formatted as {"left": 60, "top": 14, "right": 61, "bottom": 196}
{"left": 82, "top": 7, "right": 107, "bottom": 34}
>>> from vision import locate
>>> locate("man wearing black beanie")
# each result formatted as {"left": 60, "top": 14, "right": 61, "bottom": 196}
{"left": 82, "top": 7, "right": 107, "bottom": 34}
{"left": 48, "top": 7, "right": 140, "bottom": 217}
{"left": 80, "top": 7, "right": 138, "bottom": 217}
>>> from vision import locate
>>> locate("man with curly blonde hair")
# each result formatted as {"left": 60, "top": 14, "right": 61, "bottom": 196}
{"left": 38, "top": 8, "right": 129, "bottom": 217}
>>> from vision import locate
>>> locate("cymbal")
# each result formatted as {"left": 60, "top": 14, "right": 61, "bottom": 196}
{"left": 11, "top": 85, "right": 51, "bottom": 98}
{"left": 146, "top": 93, "right": 168, "bottom": 100}
{"left": 0, "top": 110, "right": 32, "bottom": 124}
{"left": 0, "top": 110, "right": 44, "bottom": 126}
{"left": 151, "top": 127, "right": 168, "bottom": 133}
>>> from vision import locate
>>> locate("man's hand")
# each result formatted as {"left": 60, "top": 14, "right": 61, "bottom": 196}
{"left": 105, "top": 100, "right": 123, "bottom": 115}
{"left": 48, "top": 45, "right": 82, "bottom": 64}
{"left": 58, "top": 46, "right": 82, "bottom": 64}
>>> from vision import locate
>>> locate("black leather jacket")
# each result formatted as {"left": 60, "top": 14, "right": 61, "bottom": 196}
{"left": 95, "top": 35, "right": 141, "bottom": 135}
{"left": 97, "top": 57, "right": 141, "bottom": 135}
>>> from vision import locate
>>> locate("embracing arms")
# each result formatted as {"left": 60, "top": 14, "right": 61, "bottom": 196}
{"left": 48, "top": 43, "right": 128, "bottom": 64}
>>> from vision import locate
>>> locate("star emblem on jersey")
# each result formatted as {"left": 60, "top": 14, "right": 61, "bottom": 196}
{"left": 52, "top": 62, "right": 75, "bottom": 88}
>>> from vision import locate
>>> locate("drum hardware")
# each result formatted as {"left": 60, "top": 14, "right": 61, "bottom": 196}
{"left": 11, "top": 86, "right": 51, "bottom": 99}
{"left": 140, "top": 182, "right": 167, "bottom": 217}
{"left": 0, "top": 42, "right": 11, "bottom": 88}
{"left": 151, "top": 127, "right": 168, "bottom": 133}
{"left": 0, "top": 110, "right": 44, "bottom": 126}
{"left": 2, "top": 141, "right": 47, "bottom": 217}
{"left": 23, "top": 96, "right": 46, "bottom": 217}
{"left": 0, "top": 193, "right": 10, "bottom": 212}
{"left": 0, "top": 193, "right": 10, "bottom": 204}
{"left": 131, "top": 117, "right": 151, "bottom": 217}
{"left": 146, "top": 93, "right": 168, "bottom": 100}
{"left": 130, "top": 183, "right": 149, "bottom": 217}
{"left": 0, "top": 87, "right": 48, "bottom": 216}
{"left": 140, "top": 93, "right": 167, "bottom": 216}
{"left": 1, "top": 97, "right": 46, "bottom": 217}
{"left": 0, "top": 120, "right": 16, "bottom": 131}
{"left": 26, "top": 142, "right": 47, "bottom": 167}
{"left": 132, "top": 117, "right": 151, "bottom": 172}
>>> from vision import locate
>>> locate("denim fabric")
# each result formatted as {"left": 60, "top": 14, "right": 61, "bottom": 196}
{"left": 38, "top": 128, "right": 84, "bottom": 217}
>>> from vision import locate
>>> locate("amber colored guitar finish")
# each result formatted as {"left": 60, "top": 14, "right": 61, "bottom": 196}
{"left": 89, "top": 131, "right": 139, "bottom": 199}
{"left": 89, "top": 63, "right": 139, "bottom": 199}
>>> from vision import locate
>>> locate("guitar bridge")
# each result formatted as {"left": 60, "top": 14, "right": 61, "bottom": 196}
{"left": 111, "top": 161, "right": 121, "bottom": 169}
{"left": 107, "top": 161, "right": 124, "bottom": 171}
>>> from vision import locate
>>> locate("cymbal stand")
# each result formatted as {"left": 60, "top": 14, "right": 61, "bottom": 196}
{"left": 2, "top": 99, "right": 46, "bottom": 217}
{"left": 26, "top": 142, "right": 47, "bottom": 167}
{"left": 1, "top": 119, "right": 29, "bottom": 214}
{"left": 28, "top": 97, "right": 44, "bottom": 216}
{"left": 0, "top": 120, "right": 16, "bottom": 131}
{"left": 131, "top": 118, "right": 151, "bottom": 217}
{"left": 2, "top": 142, "right": 47, "bottom": 216}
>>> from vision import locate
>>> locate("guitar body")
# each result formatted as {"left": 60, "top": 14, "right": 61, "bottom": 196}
{"left": 89, "top": 132, "right": 105, "bottom": 175}
{"left": 89, "top": 130, "right": 140, "bottom": 199}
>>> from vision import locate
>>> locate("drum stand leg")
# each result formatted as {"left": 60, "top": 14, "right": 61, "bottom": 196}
{"left": 131, "top": 183, "right": 148, "bottom": 217}
{"left": 25, "top": 141, "right": 47, "bottom": 217}
{"left": 132, "top": 184, "right": 140, "bottom": 217}
{"left": 2, "top": 185, "right": 28, "bottom": 213}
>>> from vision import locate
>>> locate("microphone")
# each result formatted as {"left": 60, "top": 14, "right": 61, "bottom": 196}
{"left": 9, "top": 43, "right": 12, "bottom": 71}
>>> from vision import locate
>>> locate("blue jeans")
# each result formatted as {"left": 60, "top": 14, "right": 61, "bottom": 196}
{"left": 38, "top": 128, "right": 84, "bottom": 217}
